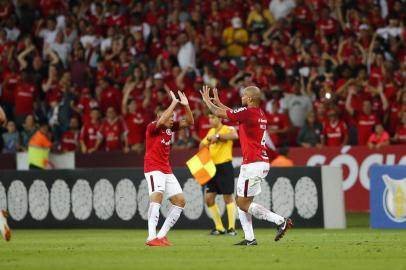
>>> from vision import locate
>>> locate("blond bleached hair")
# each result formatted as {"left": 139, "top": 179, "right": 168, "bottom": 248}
{"left": 243, "top": 86, "right": 262, "bottom": 103}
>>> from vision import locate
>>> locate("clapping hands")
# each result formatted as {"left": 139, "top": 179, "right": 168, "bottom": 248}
{"left": 169, "top": 91, "right": 189, "bottom": 106}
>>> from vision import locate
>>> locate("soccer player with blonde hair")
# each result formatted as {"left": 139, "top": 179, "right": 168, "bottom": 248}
{"left": 201, "top": 85, "right": 292, "bottom": 245}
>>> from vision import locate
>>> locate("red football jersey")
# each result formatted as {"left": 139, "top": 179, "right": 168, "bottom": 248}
{"left": 99, "top": 87, "right": 122, "bottom": 115}
{"left": 77, "top": 96, "right": 99, "bottom": 125}
{"left": 144, "top": 121, "right": 180, "bottom": 174}
{"left": 15, "top": 83, "right": 36, "bottom": 115}
{"left": 266, "top": 112, "right": 289, "bottom": 147}
{"left": 125, "top": 111, "right": 148, "bottom": 145}
{"left": 356, "top": 113, "right": 378, "bottom": 145}
{"left": 60, "top": 130, "right": 79, "bottom": 152}
{"left": 395, "top": 126, "right": 406, "bottom": 144}
{"left": 322, "top": 120, "right": 348, "bottom": 146}
{"left": 97, "top": 118, "right": 128, "bottom": 151}
{"left": 80, "top": 122, "right": 100, "bottom": 150}
{"left": 195, "top": 115, "right": 211, "bottom": 140}
{"left": 1, "top": 71, "right": 20, "bottom": 103}
{"left": 226, "top": 107, "right": 269, "bottom": 165}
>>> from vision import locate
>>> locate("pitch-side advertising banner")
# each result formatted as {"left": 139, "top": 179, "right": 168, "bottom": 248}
{"left": 370, "top": 166, "right": 406, "bottom": 229}
{"left": 0, "top": 167, "right": 345, "bottom": 229}
{"left": 288, "top": 145, "right": 406, "bottom": 212}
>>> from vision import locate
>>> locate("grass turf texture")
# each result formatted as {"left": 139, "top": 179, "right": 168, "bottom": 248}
{"left": 1, "top": 213, "right": 406, "bottom": 270}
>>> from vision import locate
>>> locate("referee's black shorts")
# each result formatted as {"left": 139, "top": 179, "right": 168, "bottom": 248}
{"left": 206, "top": 161, "right": 235, "bottom": 195}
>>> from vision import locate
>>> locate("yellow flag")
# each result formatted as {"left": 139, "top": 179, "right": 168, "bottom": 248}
{"left": 186, "top": 147, "right": 216, "bottom": 185}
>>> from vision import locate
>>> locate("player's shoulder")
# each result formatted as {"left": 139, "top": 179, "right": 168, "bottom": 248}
{"left": 147, "top": 121, "right": 157, "bottom": 128}
{"left": 146, "top": 121, "right": 158, "bottom": 132}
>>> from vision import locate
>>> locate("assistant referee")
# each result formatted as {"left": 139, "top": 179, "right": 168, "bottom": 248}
{"left": 200, "top": 113, "right": 238, "bottom": 236}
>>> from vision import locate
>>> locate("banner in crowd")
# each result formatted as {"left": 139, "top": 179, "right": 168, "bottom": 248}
{"left": 288, "top": 146, "right": 406, "bottom": 212}
{"left": 370, "top": 166, "right": 406, "bottom": 229}
{"left": 0, "top": 167, "right": 345, "bottom": 229}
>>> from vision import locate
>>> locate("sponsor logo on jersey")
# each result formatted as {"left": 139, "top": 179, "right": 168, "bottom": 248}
{"left": 232, "top": 107, "right": 247, "bottom": 114}
{"left": 161, "top": 139, "right": 171, "bottom": 145}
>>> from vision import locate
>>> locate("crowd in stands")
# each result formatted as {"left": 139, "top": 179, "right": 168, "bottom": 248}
{"left": 0, "top": 0, "right": 405, "bottom": 154}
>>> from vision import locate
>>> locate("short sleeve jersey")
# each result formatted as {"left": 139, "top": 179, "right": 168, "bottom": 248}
{"left": 144, "top": 121, "right": 180, "bottom": 174}
{"left": 226, "top": 107, "right": 269, "bottom": 164}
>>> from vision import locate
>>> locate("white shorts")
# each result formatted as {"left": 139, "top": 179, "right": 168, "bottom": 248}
{"left": 236, "top": 162, "right": 270, "bottom": 197}
{"left": 144, "top": 171, "right": 183, "bottom": 198}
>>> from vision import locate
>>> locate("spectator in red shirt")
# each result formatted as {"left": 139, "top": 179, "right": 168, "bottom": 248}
{"left": 77, "top": 87, "right": 99, "bottom": 125}
{"left": 321, "top": 109, "right": 348, "bottom": 146}
{"left": 316, "top": 7, "right": 339, "bottom": 38}
{"left": 199, "top": 24, "right": 220, "bottom": 65}
{"left": 266, "top": 100, "right": 289, "bottom": 147}
{"left": 14, "top": 71, "right": 36, "bottom": 127}
{"left": 346, "top": 85, "right": 387, "bottom": 145}
{"left": 95, "top": 106, "right": 129, "bottom": 152}
{"left": 122, "top": 83, "right": 149, "bottom": 154}
{"left": 368, "top": 123, "right": 390, "bottom": 149}
{"left": 191, "top": 106, "right": 211, "bottom": 143}
{"left": 105, "top": 2, "right": 127, "bottom": 28}
{"left": 42, "top": 65, "right": 60, "bottom": 105}
{"left": 1, "top": 61, "right": 20, "bottom": 118}
{"left": 393, "top": 112, "right": 406, "bottom": 144}
{"left": 97, "top": 77, "right": 123, "bottom": 115}
{"left": 59, "top": 117, "right": 79, "bottom": 152}
{"left": 79, "top": 108, "right": 101, "bottom": 154}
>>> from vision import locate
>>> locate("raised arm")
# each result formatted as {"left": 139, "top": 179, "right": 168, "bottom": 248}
{"left": 156, "top": 91, "right": 179, "bottom": 128}
{"left": 178, "top": 91, "right": 194, "bottom": 127}
{"left": 200, "top": 85, "right": 228, "bottom": 119}
{"left": 213, "top": 88, "right": 232, "bottom": 110}
{"left": 17, "top": 45, "right": 35, "bottom": 70}
{"left": 175, "top": 68, "right": 188, "bottom": 89}
{"left": 377, "top": 83, "right": 389, "bottom": 111}
{"left": 122, "top": 81, "right": 135, "bottom": 115}
{"left": 345, "top": 88, "right": 355, "bottom": 116}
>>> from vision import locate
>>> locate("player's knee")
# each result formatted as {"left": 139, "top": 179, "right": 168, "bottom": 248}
{"left": 150, "top": 192, "right": 163, "bottom": 203}
{"left": 205, "top": 195, "right": 215, "bottom": 206}
{"left": 223, "top": 195, "right": 233, "bottom": 204}
{"left": 236, "top": 197, "right": 248, "bottom": 212}
{"left": 172, "top": 196, "right": 186, "bottom": 208}
{"left": 177, "top": 198, "right": 186, "bottom": 208}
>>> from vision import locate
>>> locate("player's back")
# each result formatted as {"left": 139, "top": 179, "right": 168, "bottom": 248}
{"left": 144, "top": 121, "right": 176, "bottom": 174}
{"left": 226, "top": 107, "right": 269, "bottom": 164}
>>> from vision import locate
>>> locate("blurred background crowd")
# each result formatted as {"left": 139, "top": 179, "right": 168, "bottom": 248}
{"left": 0, "top": 0, "right": 405, "bottom": 154}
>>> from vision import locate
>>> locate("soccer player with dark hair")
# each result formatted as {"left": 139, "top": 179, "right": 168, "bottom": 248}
{"left": 201, "top": 85, "right": 292, "bottom": 246}
{"left": 144, "top": 91, "right": 194, "bottom": 246}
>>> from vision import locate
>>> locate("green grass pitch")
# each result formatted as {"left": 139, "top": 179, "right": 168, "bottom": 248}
{"left": 1, "top": 214, "right": 406, "bottom": 270}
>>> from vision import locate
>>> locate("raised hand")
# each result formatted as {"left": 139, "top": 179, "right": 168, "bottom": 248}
{"left": 200, "top": 85, "right": 211, "bottom": 103}
{"left": 213, "top": 88, "right": 220, "bottom": 104}
{"left": 178, "top": 91, "right": 189, "bottom": 106}
{"left": 169, "top": 90, "right": 180, "bottom": 104}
